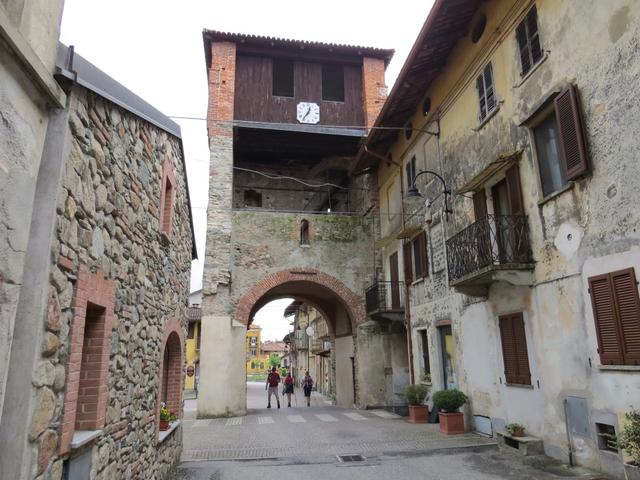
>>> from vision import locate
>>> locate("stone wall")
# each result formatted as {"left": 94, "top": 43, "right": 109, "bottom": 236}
{"left": 29, "top": 85, "right": 192, "bottom": 479}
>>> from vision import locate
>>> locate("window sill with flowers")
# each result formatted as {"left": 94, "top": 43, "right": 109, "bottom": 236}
{"left": 158, "top": 404, "right": 180, "bottom": 444}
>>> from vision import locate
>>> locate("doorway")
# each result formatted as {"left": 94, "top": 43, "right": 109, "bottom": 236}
{"left": 439, "top": 325, "right": 457, "bottom": 390}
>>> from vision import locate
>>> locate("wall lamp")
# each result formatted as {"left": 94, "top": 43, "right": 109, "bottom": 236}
{"left": 406, "top": 170, "right": 453, "bottom": 221}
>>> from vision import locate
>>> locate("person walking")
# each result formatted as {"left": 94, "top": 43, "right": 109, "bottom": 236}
{"left": 265, "top": 366, "right": 281, "bottom": 409}
{"left": 283, "top": 371, "right": 294, "bottom": 407}
{"left": 302, "top": 371, "right": 313, "bottom": 407}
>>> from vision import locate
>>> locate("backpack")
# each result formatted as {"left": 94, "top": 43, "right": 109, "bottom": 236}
{"left": 268, "top": 372, "right": 279, "bottom": 387}
{"left": 304, "top": 376, "right": 313, "bottom": 388}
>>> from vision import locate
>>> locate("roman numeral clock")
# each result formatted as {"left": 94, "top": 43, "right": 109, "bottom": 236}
{"left": 297, "top": 102, "right": 320, "bottom": 124}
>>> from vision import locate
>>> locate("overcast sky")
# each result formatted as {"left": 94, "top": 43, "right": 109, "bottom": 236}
{"left": 60, "top": 0, "right": 432, "bottom": 340}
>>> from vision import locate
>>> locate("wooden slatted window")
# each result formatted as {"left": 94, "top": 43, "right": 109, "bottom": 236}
{"left": 476, "top": 63, "right": 497, "bottom": 121}
{"left": 403, "top": 241, "right": 413, "bottom": 283}
{"left": 499, "top": 313, "right": 532, "bottom": 385}
{"left": 412, "top": 231, "right": 429, "bottom": 280}
{"left": 555, "top": 84, "right": 589, "bottom": 180}
{"left": 589, "top": 268, "right": 640, "bottom": 366}
{"left": 516, "top": 5, "right": 542, "bottom": 76}
{"left": 273, "top": 59, "right": 294, "bottom": 97}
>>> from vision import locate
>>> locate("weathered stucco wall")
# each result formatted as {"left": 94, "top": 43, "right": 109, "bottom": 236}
{"left": 0, "top": 0, "right": 64, "bottom": 428}
{"left": 377, "top": 0, "right": 640, "bottom": 476}
{"left": 24, "top": 86, "right": 192, "bottom": 479}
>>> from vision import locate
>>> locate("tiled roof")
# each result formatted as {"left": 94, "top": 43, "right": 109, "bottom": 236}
{"left": 261, "top": 341, "right": 288, "bottom": 352}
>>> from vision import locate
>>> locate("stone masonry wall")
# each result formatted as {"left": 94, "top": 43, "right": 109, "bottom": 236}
{"left": 29, "top": 85, "right": 192, "bottom": 480}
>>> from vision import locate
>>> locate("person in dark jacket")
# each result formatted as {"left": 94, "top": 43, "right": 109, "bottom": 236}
{"left": 283, "top": 371, "right": 294, "bottom": 407}
{"left": 302, "top": 371, "right": 313, "bottom": 407}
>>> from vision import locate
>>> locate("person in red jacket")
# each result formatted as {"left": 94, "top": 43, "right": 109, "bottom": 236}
{"left": 265, "top": 366, "right": 281, "bottom": 409}
{"left": 283, "top": 372, "right": 294, "bottom": 407}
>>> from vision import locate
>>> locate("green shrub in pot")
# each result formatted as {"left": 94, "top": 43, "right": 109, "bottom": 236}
{"left": 432, "top": 389, "right": 467, "bottom": 412}
{"left": 404, "top": 384, "right": 429, "bottom": 405}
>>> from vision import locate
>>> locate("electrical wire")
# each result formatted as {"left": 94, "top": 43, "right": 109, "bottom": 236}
{"left": 233, "top": 166, "right": 354, "bottom": 190}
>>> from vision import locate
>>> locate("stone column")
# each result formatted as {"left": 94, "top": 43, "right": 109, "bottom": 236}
{"left": 199, "top": 40, "right": 247, "bottom": 417}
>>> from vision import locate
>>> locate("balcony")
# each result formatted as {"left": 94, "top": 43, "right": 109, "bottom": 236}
{"left": 446, "top": 214, "right": 535, "bottom": 296}
{"left": 365, "top": 281, "right": 405, "bottom": 322}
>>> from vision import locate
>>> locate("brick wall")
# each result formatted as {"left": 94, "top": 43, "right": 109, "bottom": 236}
{"left": 207, "top": 41, "right": 236, "bottom": 138}
{"left": 362, "top": 57, "right": 387, "bottom": 128}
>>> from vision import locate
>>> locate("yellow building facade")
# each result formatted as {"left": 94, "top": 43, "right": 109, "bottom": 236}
{"left": 246, "top": 325, "right": 269, "bottom": 374}
{"left": 184, "top": 306, "right": 201, "bottom": 392}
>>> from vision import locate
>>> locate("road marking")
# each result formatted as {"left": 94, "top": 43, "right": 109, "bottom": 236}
{"left": 369, "top": 410, "right": 401, "bottom": 419}
{"left": 343, "top": 412, "right": 367, "bottom": 421}
{"left": 315, "top": 414, "right": 338, "bottom": 422}
{"left": 287, "top": 415, "right": 306, "bottom": 423}
{"left": 225, "top": 417, "right": 243, "bottom": 426}
{"left": 258, "top": 416, "right": 274, "bottom": 424}
{"left": 193, "top": 419, "right": 212, "bottom": 428}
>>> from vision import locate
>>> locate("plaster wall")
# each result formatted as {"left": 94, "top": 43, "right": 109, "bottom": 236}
{"left": 334, "top": 335, "right": 354, "bottom": 407}
{"left": 0, "top": 0, "right": 63, "bottom": 422}
{"left": 376, "top": 0, "right": 640, "bottom": 476}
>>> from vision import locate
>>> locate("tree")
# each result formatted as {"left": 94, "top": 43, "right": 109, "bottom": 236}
{"left": 268, "top": 353, "right": 281, "bottom": 369}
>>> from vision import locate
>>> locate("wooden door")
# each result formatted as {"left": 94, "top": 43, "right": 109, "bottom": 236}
{"left": 389, "top": 252, "right": 400, "bottom": 309}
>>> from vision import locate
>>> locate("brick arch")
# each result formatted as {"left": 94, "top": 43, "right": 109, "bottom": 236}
{"left": 235, "top": 268, "right": 366, "bottom": 334}
{"left": 156, "top": 318, "right": 184, "bottom": 436}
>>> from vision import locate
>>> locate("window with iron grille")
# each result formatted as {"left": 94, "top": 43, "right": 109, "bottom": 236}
{"left": 516, "top": 6, "right": 542, "bottom": 76}
{"left": 476, "top": 63, "right": 497, "bottom": 121}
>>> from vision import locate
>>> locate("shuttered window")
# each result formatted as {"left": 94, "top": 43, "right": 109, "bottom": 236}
{"left": 406, "top": 156, "right": 416, "bottom": 191}
{"left": 516, "top": 5, "right": 542, "bottom": 76}
{"left": 533, "top": 84, "right": 589, "bottom": 197}
{"left": 403, "top": 241, "right": 413, "bottom": 283}
{"left": 499, "top": 313, "right": 532, "bottom": 385}
{"left": 588, "top": 268, "right": 640, "bottom": 366}
{"left": 412, "top": 231, "right": 429, "bottom": 280}
{"left": 476, "top": 63, "right": 497, "bottom": 121}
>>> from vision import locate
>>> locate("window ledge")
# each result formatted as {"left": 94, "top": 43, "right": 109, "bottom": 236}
{"left": 537, "top": 182, "right": 574, "bottom": 206}
{"left": 598, "top": 365, "right": 640, "bottom": 373}
{"left": 158, "top": 420, "right": 181, "bottom": 444}
{"left": 514, "top": 53, "right": 549, "bottom": 89}
{"left": 71, "top": 429, "right": 102, "bottom": 450}
{"left": 475, "top": 105, "right": 501, "bottom": 131}
{"left": 505, "top": 383, "right": 534, "bottom": 389}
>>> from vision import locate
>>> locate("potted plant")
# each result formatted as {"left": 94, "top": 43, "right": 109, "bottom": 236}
{"left": 404, "top": 384, "right": 429, "bottom": 423}
{"left": 159, "top": 406, "right": 171, "bottom": 431}
{"left": 618, "top": 409, "right": 640, "bottom": 480}
{"left": 432, "top": 389, "right": 467, "bottom": 434}
{"left": 505, "top": 423, "right": 526, "bottom": 438}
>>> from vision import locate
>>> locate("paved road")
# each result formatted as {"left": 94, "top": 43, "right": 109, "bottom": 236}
{"left": 172, "top": 382, "right": 606, "bottom": 479}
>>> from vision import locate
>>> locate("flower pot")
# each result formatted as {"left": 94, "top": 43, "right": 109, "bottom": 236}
{"left": 439, "top": 411, "right": 465, "bottom": 434}
{"left": 624, "top": 462, "right": 640, "bottom": 480}
{"left": 511, "top": 430, "right": 525, "bottom": 438}
{"left": 407, "top": 405, "right": 429, "bottom": 423}
{"left": 159, "top": 420, "right": 170, "bottom": 431}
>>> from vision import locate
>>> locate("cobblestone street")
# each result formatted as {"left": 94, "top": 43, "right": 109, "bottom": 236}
{"left": 171, "top": 383, "right": 607, "bottom": 479}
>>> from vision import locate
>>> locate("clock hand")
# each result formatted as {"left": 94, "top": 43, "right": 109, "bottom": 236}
{"left": 303, "top": 106, "right": 311, "bottom": 120}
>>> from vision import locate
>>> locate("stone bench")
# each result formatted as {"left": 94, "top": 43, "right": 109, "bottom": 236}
{"left": 496, "top": 430, "right": 544, "bottom": 456}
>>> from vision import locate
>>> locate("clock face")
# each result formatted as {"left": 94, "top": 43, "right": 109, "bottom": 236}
{"left": 297, "top": 102, "right": 320, "bottom": 124}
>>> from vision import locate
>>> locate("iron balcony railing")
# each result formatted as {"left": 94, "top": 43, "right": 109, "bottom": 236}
{"left": 365, "top": 281, "right": 405, "bottom": 314}
{"left": 446, "top": 214, "right": 533, "bottom": 283}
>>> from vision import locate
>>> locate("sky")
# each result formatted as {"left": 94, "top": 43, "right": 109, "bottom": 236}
{"left": 60, "top": 0, "right": 432, "bottom": 341}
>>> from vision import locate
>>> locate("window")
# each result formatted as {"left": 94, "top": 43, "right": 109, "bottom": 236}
{"left": 596, "top": 423, "right": 618, "bottom": 452}
{"left": 250, "top": 337, "right": 257, "bottom": 346}
{"left": 300, "top": 219, "right": 309, "bottom": 245}
{"left": 187, "top": 323, "right": 195, "bottom": 339}
{"left": 412, "top": 231, "right": 429, "bottom": 280}
{"left": 196, "top": 324, "right": 201, "bottom": 351}
{"left": 476, "top": 63, "right": 497, "bottom": 121}
{"left": 160, "top": 158, "right": 176, "bottom": 237}
{"left": 244, "top": 189, "right": 262, "bottom": 207}
{"left": 272, "top": 59, "right": 294, "bottom": 97}
{"left": 588, "top": 268, "right": 640, "bottom": 366}
{"left": 471, "top": 14, "right": 487, "bottom": 43}
{"left": 259, "top": 362, "right": 265, "bottom": 369}
{"left": 534, "top": 113, "right": 566, "bottom": 196}
{"left": 498, "top": 313, "right": 532, "bottom": 386}
{"left": 420, "top": 330, "right": 431, "bottom": 379}
{"left": 404, "top": 121, "right": 413, "bottom": 140}
{"left": 159, "top": 330, "right": 182, "bottom": 418}
{"left": 405, "top": 156, "right": 416, "bottom": 191}
{"left": 532, "top": 84, "right": 589, "bottom": 197}
{"left": 516, "top": 6, "right": 542, "bottom": 76}
{"left": 322, "top": 64, "right": 344, "bottom": 101}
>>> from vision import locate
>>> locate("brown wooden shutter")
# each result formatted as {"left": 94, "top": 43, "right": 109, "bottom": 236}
{"left": 505, "top": 163, "right": 524, "bottom": 215}
{"left": 555, "top": 84, "right": 589, "bottom": 180}
{"left": 611, "top": 268, "right": 640, "bottom": 364}
{"left": 499, "top": 316, "right": 518, "bottom": 384}
{"left": 473, "top": 189, "right": 487, "bottom": 220}
{"left": 589, "top": 273, "right": 624, "bottom": 365}
{"left": 419, "top": 231, "right": 429, "bottom": 279}
{"left": 403, "top": 242, "right": 413, "bottom": 283}
{"left": 512, "top": 314, "right": 532, "bottom": 385}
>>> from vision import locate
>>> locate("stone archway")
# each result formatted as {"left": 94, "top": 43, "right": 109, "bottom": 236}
{"left": 235, "top": 268, "right": 366, "bottom": 332}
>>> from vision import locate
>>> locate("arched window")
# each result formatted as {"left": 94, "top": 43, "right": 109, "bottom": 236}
{"left": 300, "top": 219, "right": 310, "bottom": 245}
{"left": 157, "top": 319, "right": 183, "bottom": 437}
{"left": 251, "top": 361, "right": 256, "bottom": 369}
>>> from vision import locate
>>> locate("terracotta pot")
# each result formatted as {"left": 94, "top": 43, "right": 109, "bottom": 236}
{"left": 511, "top": 429, "right": 525, "bottom": 438}
{"left": 159, "top": 420, "right": 170, "bottom": 431}
{"left": 407, "top": 405, "right": 429, "bottom": 423}
{"left": 439, "top": 411, "right": 465, "bottom": 434}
